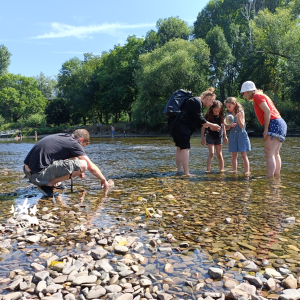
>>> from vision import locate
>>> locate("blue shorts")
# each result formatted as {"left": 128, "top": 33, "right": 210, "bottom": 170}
{"left": 112, "top": 131, "right": 115, "bottom": 135}
{"left": 268, "top": 118, "right": 287, "bottom": 142}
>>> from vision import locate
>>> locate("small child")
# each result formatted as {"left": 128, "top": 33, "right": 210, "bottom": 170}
{"left": 224, "top": 97, "right": 251, "bottom": 173}
{"left": 201, "top": 100, "right": 228, "bottom": 172}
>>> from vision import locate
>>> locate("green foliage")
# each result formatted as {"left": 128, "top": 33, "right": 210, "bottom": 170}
{"left": 0, "top": 45, "right": 11, "bottom": 76}
{"left": 205, "top": 26, "right": 234, "bottom": 99}
{"left": 156, "top": 17, "right": 191, "bottom": 45}
{"left": 95, "top": 36, "right": 144, "bottom": 123}
{"left": 35, "top": 72, "right": 57, "bottom": 100}
{"left": 133, "top": 38, "right": 210, "bottom": 126}
{"left": 26, "top": 113, "right": 45, "bottom": 128}
{"left": 143, "top": 30, "right": 160, "bottom": 52}
{"left": 0, "top": 73, "right": 47, "bottom": 122}
{"left": 0, "top": 115, "right": 5, "bottom": 126}
{"left": 45, "top": 98, "right": 70, "bottom": 126}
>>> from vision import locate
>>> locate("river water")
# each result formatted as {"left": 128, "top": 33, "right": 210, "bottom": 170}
{"left": 0, "top": 136, "right": 300, "bottom": 294}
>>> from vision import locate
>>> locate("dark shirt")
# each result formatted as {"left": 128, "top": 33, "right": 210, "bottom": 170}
{"left": 24, "top": 133, "right": 86, "bottom": 173}
{"left": 206, "top": 115, "right": 223, "bottom": 139}
{"left": 180, "top": 97, "right": 207, "bottom": 132}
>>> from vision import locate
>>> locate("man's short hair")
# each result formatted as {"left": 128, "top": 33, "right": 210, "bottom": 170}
{"left": 72, "top": 129, "right": 90, "bottom": 145}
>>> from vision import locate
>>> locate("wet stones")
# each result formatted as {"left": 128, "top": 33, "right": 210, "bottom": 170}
{"left": 208, "top": 267, "right": 223, "bottom": 279}
{"left": 115, "top": 246, "right": 129, "bottom": 254}
{"left": 26, "top": 235, "right": 40, "bottom": 243}
{"left": 244, "top": 274, "right": 263, "bottom": 287}
{"left": 98, "top": 259, "right": 113, "bottom": 272}
{"left": 31, "top": 263, "right": 45, "bottom": 272}
{"left": 91, "top": 247, "right": 108, "bottom": 260}
{"left": 282, "top": 275, "right": 298, "bottom": 289}
{"left": 265, "top": 268, "right": 283, "bottom": 279}
{"left": 242, "top": 260, "right": 260, "bottom": 272}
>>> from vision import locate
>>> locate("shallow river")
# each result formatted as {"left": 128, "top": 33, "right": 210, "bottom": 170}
{"left": 0, "top": 136, "right": 300, "bottom": 294}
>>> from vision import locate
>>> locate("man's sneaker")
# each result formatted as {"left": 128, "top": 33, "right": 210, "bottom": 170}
{"left": 54, "top": 182, "right": 66, "bottom": 190}
{"left": 37, "top": 185, "right": 54, "bottom": 197}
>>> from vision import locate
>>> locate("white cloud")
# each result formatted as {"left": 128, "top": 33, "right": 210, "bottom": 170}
{"left": 53, "top": 51, "right": 102, "bottom": 55}
{"left": 32, "top": 22, "right": 155, "bottom": 39}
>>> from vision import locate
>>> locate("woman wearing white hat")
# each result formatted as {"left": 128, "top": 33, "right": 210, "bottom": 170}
{"left": 240, "top": 81, "right": 287, "bottom": 178}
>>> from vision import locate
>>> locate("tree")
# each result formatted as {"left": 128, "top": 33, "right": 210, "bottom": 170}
{"left": 205, "top": 26, "right": 234, "bottom": 99}
{"left": 156, "top": 17, "right": 191, "bottom": 45}
{"left": 133, "top": 38, "right": 210, "bottom": 126}
{"left": 94, "top": 36, "right": 144, "bottom": 123}
{"left": 35, "top": 72, "right": 57, "bottom": 100}
{"left": 0, "top": 74, "right": 46, "bottom": 122}
{"left": 143, "top": 30, "right": 160, "bottom": 52}
{"left": 0, "top": 45, "right": 11, "bottom": 75}
{"left": 45, "top": 98, "right": 70, "bottom": 126}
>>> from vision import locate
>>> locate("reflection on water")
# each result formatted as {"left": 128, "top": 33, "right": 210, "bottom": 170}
{"left": 0, "top": 136, "right": 300, "bottom": 282}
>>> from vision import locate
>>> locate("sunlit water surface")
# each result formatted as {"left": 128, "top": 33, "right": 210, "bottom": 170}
{"left": 0, "top": 136, "right": 300, "bottom": 294}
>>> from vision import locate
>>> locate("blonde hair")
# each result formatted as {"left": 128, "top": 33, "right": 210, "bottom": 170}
{"left": 72, "top": 129, "right": 90, "bottom": 145}
{"left": 200, "top": 87, "right": 216, "bottom": 100}
{"left": 224, "top": 97, "right": 244, "bottom": 114}
{"left": 249, "top": 89, "right": 264, "bottom": 100}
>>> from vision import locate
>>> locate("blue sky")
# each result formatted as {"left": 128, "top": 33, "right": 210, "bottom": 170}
{"left": 1, "top": 0, "right": 208, "bottom": 78}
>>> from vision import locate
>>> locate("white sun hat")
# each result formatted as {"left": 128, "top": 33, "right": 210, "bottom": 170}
{"left": 240, "top": 81, "right": 257, "bottom": 93}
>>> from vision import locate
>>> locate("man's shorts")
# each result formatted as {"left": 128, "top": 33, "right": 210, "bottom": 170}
{"left": 206, "top": 133, "right": 223, "bottom": 145}
{"left": 172, "top": 121, "right": 191, "bottom": 150}
{"left": 24, "top": 159, "right": 81, "bottom": 186}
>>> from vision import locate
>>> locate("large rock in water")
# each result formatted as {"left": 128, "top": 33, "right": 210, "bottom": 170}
{"left": 26, "top": 235, "right": 40, "bottom": 243}
{"left": 208, "top": 267, "right": 223, "bottom": 279}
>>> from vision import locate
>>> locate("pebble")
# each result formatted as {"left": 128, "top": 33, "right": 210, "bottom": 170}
{"left": 72, "top": 275, "right": 97, "bottom": 285}
{"left": 115, "top": 246, "right": 129, "bottom": 254}
{"left": 208, "top": 267, "right": 223, "bottom": 279}
{"left": 26, "top": 235, "right": 40, "bottom": 243}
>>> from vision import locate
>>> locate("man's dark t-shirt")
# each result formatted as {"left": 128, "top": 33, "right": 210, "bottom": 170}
{"left": 24, "top": 133, "right": 86, "bottom": 173}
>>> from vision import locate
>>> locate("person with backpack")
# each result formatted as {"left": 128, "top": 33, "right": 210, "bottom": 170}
{"left": 165, "top": 87, "right": 221, "bottom": 176}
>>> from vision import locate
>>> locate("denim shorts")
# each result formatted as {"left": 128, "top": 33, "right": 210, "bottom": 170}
{"left": 206, "top": 134, "right": 223, "bottom": 145}
{"left": 268, "top": 118, "right": 287, "bottom": 142}
{"left": 24, "top": 159, "right": 81, "bottom": 186}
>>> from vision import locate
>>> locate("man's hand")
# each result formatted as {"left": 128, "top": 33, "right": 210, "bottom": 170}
{"left": 79, "top": 172, "right": 85, "bottom": 179}
{"left": 101, "top": 179, "right": 110, "bottom": 189}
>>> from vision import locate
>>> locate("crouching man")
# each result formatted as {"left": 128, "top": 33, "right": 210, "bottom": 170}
{"left": 24, "top": 129, "right": 109, "bottom": 197}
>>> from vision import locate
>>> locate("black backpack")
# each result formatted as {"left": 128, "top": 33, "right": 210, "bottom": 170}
{"left": 163, "top": 89, "right": 193, "bottom": 117}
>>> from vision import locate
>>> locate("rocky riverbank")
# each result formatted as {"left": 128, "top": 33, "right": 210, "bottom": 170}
{"left": 1, "top": 201, "right": 300, "bottom": 300}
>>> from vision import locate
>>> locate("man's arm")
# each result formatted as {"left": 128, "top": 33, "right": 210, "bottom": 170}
{"left": 78, "top": 155, "right": 109, "bottom": 189}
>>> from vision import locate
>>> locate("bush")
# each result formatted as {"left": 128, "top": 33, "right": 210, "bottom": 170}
{"left": 0, "top": 115, "right": 6, "bottom": 127}
{"left": 26, "top": 114, "right": 45, "bottom": 128}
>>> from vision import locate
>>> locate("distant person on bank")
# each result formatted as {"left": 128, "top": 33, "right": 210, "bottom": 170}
{"left": 241, "top": 81, "right": 287, "bottom": 178}
{"left": 170, "top": 87, "right": 221, "bottom": 176}
{"left": 24, "top": 129, "right": 109, "bottom": 197}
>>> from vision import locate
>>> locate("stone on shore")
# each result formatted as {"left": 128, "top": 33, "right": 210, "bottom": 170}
{"left": 208, "top": 267, "right": 223, "bottom": 279}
